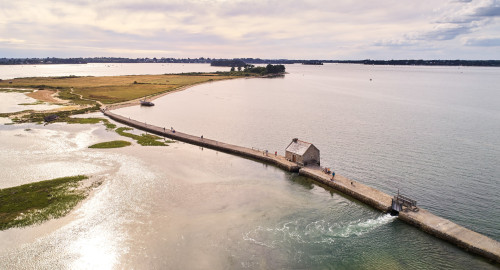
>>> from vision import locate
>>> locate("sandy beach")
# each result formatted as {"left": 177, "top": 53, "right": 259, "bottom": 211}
{"left": 26, "top": 89, "right": 66, "bottom": 104}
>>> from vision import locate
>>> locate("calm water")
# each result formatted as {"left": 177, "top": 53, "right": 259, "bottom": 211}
{"left": 1, "top": 64, "right": 499, "bottom": 269}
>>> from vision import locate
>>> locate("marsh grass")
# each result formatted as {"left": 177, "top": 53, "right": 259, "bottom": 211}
{"left": 0, "top": 88, "right": 32, "bottom": 93}
{"left": 115, "top": 127, "right": 173, "bottom": 146}
{"left": 0, "top": 175, "right": 95, "bottom": 230}
{"left": 105, "top": 122, "right": 117, "bottom": 129}
{"left": 65, "top": 117, "right": 117, "bottom": 131}
{"left": 3, "top": 103, "right": 101, "bottom": 124}
{"left": 89, "top": 140, "right": 131, "bottom": 148}
{"left": 18, "top": 100, "right": 45, "bottom": 106}
{"left": 66, "top": 117, "right": 102, "bottom": 124}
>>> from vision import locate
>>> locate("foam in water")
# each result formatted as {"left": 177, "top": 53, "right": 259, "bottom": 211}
{"left": 327, "top": 214, "right": 397, "bottom": 238}
{"left": 243, "top": 214, "right": 397, "bottom": 248}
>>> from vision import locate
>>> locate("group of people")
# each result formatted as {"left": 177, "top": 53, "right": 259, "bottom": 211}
{"left": 163, "top": 127, "right": 176, "bottom": 133}
{"left": 262, "top": 150, "right": 278, "bottom": 156}
{"left": 323, "top": 167, "right": 336, "bottom": 181}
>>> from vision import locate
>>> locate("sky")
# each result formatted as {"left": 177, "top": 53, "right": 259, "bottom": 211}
{"left": 1, "top": 0, "right": 499, "bottom": 59}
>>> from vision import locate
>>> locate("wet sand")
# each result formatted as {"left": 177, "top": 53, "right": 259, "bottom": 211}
{"left": 26, "top": 90, "right": 66, "bottom": 103}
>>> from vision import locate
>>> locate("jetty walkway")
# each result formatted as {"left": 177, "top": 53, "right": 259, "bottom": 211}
{"left": 103, "top": 109, "right": 500, "bottom": 264}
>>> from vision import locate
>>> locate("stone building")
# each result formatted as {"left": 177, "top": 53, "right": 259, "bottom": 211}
{"left": 285, "top": 138, "right": 320, "bottom": 166}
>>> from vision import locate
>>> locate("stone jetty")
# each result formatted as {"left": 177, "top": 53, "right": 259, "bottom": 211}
{"left": 102, "top": 109, "right": 500, "bottom": 264}
{"left": 103, "top": 110, "right": 300, "bottom": 172}
{"left": 299, "top": 167, "right": 500, "bottom": 264}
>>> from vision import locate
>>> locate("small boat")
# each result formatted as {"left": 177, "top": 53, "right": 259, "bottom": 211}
{"left": 140, "top": 99, "right": 154, "bottom": 106}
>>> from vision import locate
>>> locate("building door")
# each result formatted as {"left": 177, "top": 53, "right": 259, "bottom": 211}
{"left": 292, "top": 155, "right": 296, "bottom": 162}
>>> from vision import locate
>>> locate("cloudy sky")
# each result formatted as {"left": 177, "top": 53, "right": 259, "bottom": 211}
{"left": 1, "top": 0, "right": 499, "bottom": 59}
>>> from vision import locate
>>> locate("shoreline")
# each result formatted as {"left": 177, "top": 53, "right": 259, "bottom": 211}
{"left": 103, "top": 76, "right": 250, "bottom": 111}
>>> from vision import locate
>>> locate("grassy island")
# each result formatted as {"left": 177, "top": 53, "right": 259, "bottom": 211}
{"left": 115, "top": 127, "right": 173, "bottom": 146}
{"left": 0, "top": 175, "right": 100, "bottom": 230}
{"left": 89, "top": 140, "right": 132, "bottom": 149}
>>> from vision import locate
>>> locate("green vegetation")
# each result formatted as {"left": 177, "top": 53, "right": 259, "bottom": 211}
{"left": 215, "top": 64, "right": 286, "bottom": 76}
{"left": 115, "top": 127, "right": 173, "bottom": 146}
{"left": 66, "top": 117, "right": 103, "bottom": 124}
{"left": 89, "top": 140, "right": 131, "bottom": 149}
{"left": 18, "top": 100, "right": 45, "bottom": 106}
{"left": 64, "top": 118, "right": 171, "bottom": 147}
{"left": 1, "top": 104, "right": 101, "bottom": 124}
{"left": 0, "top": 175, "right": 97, "bottom": 230}
{"left": 245, "top": 64, "right": 285, "bottom": 74}
{"left": 0, "top": 88, "right": 32, "bottom": 93}
{"left": 104, "top": 122, "right": 116, "bottom": 130}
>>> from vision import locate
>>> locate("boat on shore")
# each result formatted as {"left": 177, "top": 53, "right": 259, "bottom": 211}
{"left": 140, "top": 99, "right": 154, "bottom": 106}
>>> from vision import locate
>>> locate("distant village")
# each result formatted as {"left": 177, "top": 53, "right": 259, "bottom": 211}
{"left": 1, "top": 57, "right": 499, "bottom": 67}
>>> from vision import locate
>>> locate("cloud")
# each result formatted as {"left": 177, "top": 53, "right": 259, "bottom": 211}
{"left": 0, "top": 38, "right": 25, "bottom": 44}
{"left": 1, "top": 0, "right": 499, "bottom": 59}
{"left": 374, "top": 0, "right": 500, "bottom": 48}
{"left": 420, "top": 25, "right": 472, "bottom": 41}
{"left": 474, "top": 6, "right": 500, "bottom": 16}
{"left": 372, "top": 39, "right": 419, "bottom": 47}
{"left": 464, "top": 37, "right": 500, "bottom": 46}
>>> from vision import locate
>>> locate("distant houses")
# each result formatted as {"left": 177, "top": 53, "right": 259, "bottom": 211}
{"left": 285, "top": 138, "right": 320, "bottom": 166}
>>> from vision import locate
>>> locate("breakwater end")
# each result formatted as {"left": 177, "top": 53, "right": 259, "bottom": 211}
{"left": 102, "top": 109, "right": 500, "bottom": 264}
{"left": 298, "top": 167, "right": 500, "bottom": 264}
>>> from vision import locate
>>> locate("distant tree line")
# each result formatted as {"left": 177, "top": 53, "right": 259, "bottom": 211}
{"left": 264, "top": 64, "right": 285, "bottom": 73}
{"left": 232, "top": 64, "right": 285, "bottom": 75}
{"left": 0, "top": 57, "right": 213, "bottom": 65}
{"left": 330, "top": 59, "right": 500, "bottom": 67}
{"left": 1, "top": 57, "right": 499, "bottom": 67}
{"left": 302, "top": 60, "right": 323, "bottom": 65}
{"left": 210, "top": 60, "right": 285, "bottom": 74}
